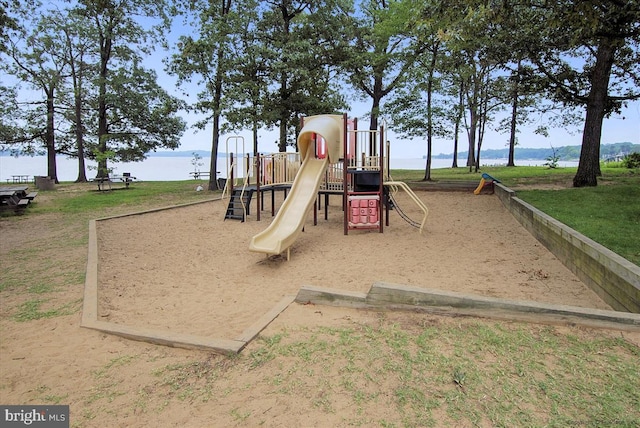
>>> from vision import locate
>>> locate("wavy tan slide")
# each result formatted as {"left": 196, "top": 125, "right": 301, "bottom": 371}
{"left": 249, "top": 115, "right": 342, "bottom": 260}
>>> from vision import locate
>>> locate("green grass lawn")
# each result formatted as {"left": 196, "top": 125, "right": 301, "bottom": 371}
{"left": 517, "top": 182, "right": 640, "bottom": 266}
{"left": 27, "top": 180, "right": 216, "bottom": 215}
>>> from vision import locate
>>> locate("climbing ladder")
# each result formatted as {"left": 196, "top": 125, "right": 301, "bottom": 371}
{"left": 224, "top": 187, "right": 254, "bottom": 221}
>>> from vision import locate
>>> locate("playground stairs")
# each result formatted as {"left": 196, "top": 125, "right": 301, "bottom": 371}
{"left": 224, "top": 188, "right": 254, "bottom": 221}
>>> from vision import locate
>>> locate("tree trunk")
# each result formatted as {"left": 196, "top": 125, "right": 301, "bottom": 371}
{"left": 573, "top": 38, "right": 617, "bottom": 187}
{"left": 369, "top": 75, "right": 383, "bottom": 156}
{"left": 452, "top": 124, "right": 459, "bottom": 168}
{"left": 467, "top": 107, "right": 477, "bottom": 172}
{"left": 423, "top": 96, "right": 432, "bottom": 182}
{"left": 423, "top": 44, "right": 438, "bottom": 181}
{"left": 252, "top": 121, "right": 259, "bottom": 155}
{"left": 208, "top": 122, "right": 220, "bottom": 191}
{"left": 278, "top": 7, "right": 292, "bottom": 153}
{"left": 208, "top": 43, "right": 226, "bottom": 191}
{"left": 97, "top": 27, "right": 111, "bottom": 178}
{"left": 75, "top": 80, "right": 88, "bottom": 182}
{"left": 507, "top": 61, "right": 521, "bottom": 167}
{"left": 465, "top": 77, "right": 479, "bottom": 172}
{"left": 278, "top": 113, "right": 288, "bottom": 153}
{"left": 97, "top": 82, "right": 108, "bottom": 178}
{"left": 475, "top": 82, "right": 489, "bottom": 173}
{"left": 277, "top": 61, "right": 289, "bottom": 152}
{"left": 46, "top": 85, "right": 58, "bottom": 183}
{"left": 207, "top": 0, "right": 233, "bottom": 191}
{"left": 452, "top": 81, "right": 463, "bottom": 168}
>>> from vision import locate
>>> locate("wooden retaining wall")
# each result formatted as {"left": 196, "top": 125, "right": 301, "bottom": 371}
{"left": 295, "top": 283, "right": 640, "bottom": 331}
{"left": 494, "top": 183, "right": 640, "bottom": 313}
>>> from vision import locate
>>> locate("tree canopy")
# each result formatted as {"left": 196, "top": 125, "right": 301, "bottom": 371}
{"left": 2, "top": 0, "right": 638, "bottom": 187}
{"left": 2, "top": 0, "right": 186, "bottom": 181}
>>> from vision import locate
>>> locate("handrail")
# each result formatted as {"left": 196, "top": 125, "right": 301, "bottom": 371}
{"left": 384, "top": 181, "right": 429, "bottom": 234}
{"left": 238, "top": 171, "right": 251, "bottom": 220}
{"left": 221, "top": 157, "right": 236, "bottom": 200}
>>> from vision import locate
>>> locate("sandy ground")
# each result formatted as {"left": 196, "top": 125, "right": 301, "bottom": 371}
{"left": 1, "top": 189, "right": 631, "bottom": 427}
{"left": 96, "top": 191, "right": 611, "bottom": 340}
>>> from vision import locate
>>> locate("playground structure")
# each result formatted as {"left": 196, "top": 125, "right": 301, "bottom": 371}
{"left": 474, "top": 172, "right": 501, "bottom": 195}
{"left": 218, "top": 114, "right": 428, "bottom": 260}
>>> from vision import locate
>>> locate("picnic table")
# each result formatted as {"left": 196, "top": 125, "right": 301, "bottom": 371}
{"left": 0, "top": 185, "right": 37, "bottom": 214}
{"left": 91, "top": 173, "right": 137, "bottom": 191}
{"left": 189, "top": 171, "right": 210, "bottom": 180}
{"left": 5, "top": 175, "right": 31, "bottom": 184}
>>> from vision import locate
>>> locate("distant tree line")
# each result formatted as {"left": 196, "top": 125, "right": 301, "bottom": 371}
{"left": 434, "top": 142, "right": 640, "bottom": 161}
{"left": 1, "top": 0, "right": 638, "bottom": 187}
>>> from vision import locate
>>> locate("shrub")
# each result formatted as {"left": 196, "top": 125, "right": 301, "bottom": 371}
{"left": 622, "top": 152, "right": 640, "bottom": 169}
{"left": 543, "top": 146, "right": 560, "bottom": 169}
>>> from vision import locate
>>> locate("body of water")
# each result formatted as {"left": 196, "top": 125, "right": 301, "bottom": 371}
{"left": 0, "top": 155, "right": 579, "bottom": 183}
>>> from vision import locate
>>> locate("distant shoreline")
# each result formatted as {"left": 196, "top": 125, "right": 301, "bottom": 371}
{"left": 1, "top": 142, "right": 636, "bottom": 162}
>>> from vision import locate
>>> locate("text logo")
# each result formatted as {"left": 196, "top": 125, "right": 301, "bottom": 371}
{"left": 1, "top": 406, "right": 69, "bottom": 427}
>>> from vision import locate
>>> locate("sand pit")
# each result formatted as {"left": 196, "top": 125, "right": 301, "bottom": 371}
{"left": 95, "top": 191, "right": 611, "bottom": 341}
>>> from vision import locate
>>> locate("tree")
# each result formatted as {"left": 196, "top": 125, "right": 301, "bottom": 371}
{"left": 3, "top": 1, "right": 185, "bottom": 182}
{"left": 385, "top": 0, "right": 450, "bottom": 181}
{"left": 404, "top": 1, "right": 506, "bottom": 174}
{"left": 1, "top": 1, "right": 31, "bottom": 148}
{"left": 450, "top": 49, "right": 502, "bottom": 172}
{"left": 0, "top": 0, "right": 21, "bottom": 53}
{"left": 502, "top": 61, "right": 528, "bottom": 167}
{"left": 385, "top": 68, "right": 449, "bottom": 181}
{"left": 343, "top": 0, "right": 418, "bottom": 139}
{"left": 73, "top": 0, "right": 185, "bottom": 178}
{"left": 257, "top": 0, "right": 350, "bottom": 152}
{"left": 449, "top": 79, "right": 464, "bottom": 168}
{"left": 169, "top": 0, "right": 349, "bottom": 191}
{"left": 55, "top": 7, "right": 94, "bottom": 182}
{"left": 524, "top": 0, "right": 640, "bottom": 187}
{"left": 224, "top": 0, "right": 269, "bottom": 155}
{"left": 170, "top": 0, "right": 253, "bottom": 190}
{"left": 5, "top": 10, "right": 70, "bottom": 182}
{"left": 448, "top": 3, "right": 510, "bottom": 173}
{"left": 0, "top": 84, "right": 25, "bottom": 149}
{"left": 477, "top": 2, "right": 544, "bottom": 168}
